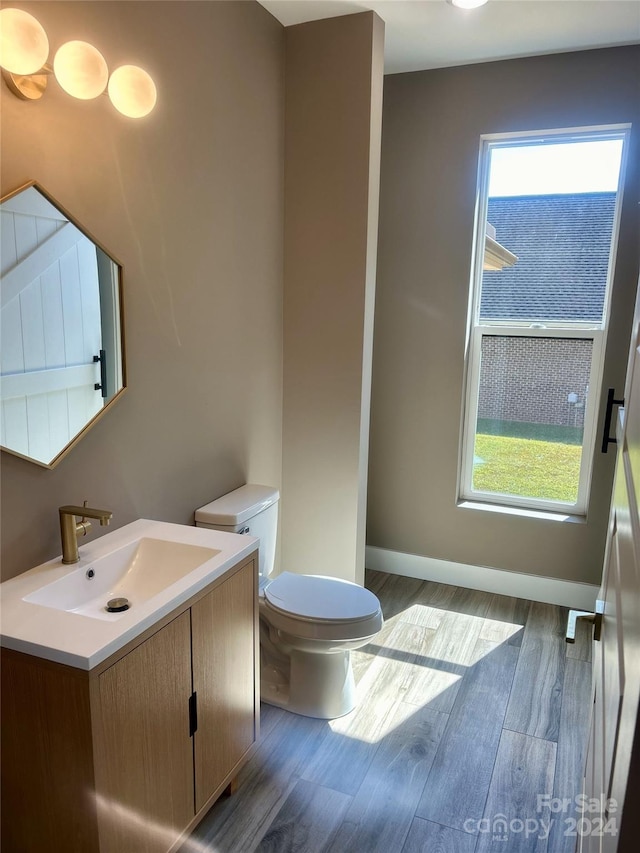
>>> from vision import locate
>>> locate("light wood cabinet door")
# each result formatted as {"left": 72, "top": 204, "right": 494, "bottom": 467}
{"left": 94, "top": 611, "right": 194, "bottom": 853}
{"left": 191, "top": 560, "right": 257, "bottom": 811}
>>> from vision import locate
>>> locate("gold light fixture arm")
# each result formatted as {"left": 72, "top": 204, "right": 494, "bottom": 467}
{"left": 2, "top": 62, "right": 52, "bottom": 100}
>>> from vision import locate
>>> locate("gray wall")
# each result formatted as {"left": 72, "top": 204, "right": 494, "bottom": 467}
{"left": 281, "top": 12, "right": 384, "bottom": 584}
{"left": 0, "top": 1, "right": 285, "bottom": 581}
{"left": 368, "top": 46, "right": 640, "bottom": 585}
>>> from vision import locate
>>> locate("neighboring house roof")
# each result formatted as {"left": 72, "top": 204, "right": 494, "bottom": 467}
{"left": 480, "top": 192, "right": 617, "bottom": 323}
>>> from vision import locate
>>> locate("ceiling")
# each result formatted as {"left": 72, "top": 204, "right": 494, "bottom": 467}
{"left": 257, "top": 0, "right": 640, "bottom": 74}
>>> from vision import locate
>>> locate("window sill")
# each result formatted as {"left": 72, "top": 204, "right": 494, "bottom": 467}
{"left": 457, "top": 500, "right": 587, "bottom": 524}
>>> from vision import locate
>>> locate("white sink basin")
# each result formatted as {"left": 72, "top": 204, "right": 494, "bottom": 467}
{"left": 0, "top": 519, "right": 258, "bottom": 669}
{"left": 23, "top": 537, "right": 220, "bottom": 621}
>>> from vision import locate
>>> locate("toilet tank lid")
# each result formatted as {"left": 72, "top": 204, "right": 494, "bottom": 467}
{"left": 195, "top": 484, "right": 279, "bottom": 526}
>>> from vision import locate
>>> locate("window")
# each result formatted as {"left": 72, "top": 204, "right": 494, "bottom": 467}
{"left": 460, "top": 127, "right": 629, "bottom": 514}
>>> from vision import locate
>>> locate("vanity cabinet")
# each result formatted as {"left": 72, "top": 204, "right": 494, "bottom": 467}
{"left": 1, "top": 553, "right": 259, "bottom": 853}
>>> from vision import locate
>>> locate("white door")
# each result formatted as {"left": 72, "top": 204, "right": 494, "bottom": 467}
{"left": 579, "top": 274, "right": 640, "bottom": 852}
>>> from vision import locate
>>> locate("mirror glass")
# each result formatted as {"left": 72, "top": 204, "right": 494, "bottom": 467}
{"left": 1, "top": 182, "right": 125, "bottom": 468}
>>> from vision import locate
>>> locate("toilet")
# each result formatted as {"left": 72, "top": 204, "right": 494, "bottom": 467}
{"left": 195, "top": 484, "right": 383, "bottom": 719}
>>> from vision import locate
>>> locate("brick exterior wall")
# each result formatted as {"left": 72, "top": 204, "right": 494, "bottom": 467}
{"left": 477, "top": 336, "right": 593, "bottom": 428}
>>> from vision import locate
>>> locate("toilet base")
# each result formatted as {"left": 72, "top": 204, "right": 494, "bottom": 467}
{"left": 261, "top": 646, "right": 356, "bottom": 720}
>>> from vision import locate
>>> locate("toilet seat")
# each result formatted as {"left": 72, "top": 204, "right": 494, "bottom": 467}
{"left": 262, "top": 572, "right": 383, "bottom": 641}
{"left": 265, "top": 572, "right": 380, "bottom": 621}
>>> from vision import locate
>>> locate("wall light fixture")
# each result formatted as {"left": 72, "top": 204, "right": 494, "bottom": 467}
{"left": 449, "top": 0, "right": 489, "bottom": 9}
{"left": 0, "top": 7, "right": 157, "bottom": 117}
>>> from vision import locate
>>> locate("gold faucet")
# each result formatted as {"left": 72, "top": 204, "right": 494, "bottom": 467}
{"left": 59, "top": 502, "right": 113, "bottom": 564}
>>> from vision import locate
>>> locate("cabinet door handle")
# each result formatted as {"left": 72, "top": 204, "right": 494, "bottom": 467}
{"left": 565, "top": 600, "right": 604, "bottom": 643}
{"left": 189, "top": 691, "right": 198, "bottom": 737}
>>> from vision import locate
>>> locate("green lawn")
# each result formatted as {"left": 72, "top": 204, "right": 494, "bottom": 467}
{"left": 473, "top": 433, "right": 582, "bottom": 503}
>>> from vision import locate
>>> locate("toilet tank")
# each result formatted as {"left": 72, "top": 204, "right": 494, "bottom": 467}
{"left": 195, "top": 484, "right": 279, "bottom": 579}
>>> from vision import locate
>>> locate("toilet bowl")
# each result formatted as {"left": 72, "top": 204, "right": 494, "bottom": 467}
{"left": 195, "top": 485, "right": 383, "bottom": 719}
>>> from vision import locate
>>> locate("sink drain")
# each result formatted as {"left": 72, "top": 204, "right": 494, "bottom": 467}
{"left": 106, "top": 597, "right": 130, "bottom": 613}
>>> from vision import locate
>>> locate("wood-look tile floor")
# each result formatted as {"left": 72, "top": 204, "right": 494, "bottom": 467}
{"left": 182, "top": 571, "right": 592, "bottom": 853}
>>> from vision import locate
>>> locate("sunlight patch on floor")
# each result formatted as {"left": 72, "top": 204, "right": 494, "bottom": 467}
{"left": 334, "top": 604, "right": 524, "bottom": 744}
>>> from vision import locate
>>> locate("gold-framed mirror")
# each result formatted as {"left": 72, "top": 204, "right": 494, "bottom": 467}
{"left": 0, "top": 181, "right": 126, "bottom": 468}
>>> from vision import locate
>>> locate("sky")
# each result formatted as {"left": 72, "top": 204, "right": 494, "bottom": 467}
{"left": 488, "top": 138, "right": 625, "bottom": 196}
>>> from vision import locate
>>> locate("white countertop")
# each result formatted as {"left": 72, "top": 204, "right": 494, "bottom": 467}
{"left": 0, "top": 519, "right": 258, "bottom": 670}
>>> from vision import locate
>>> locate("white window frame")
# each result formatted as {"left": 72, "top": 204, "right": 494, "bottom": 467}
{"left": 459, "top": 125, "right": 630, "bottom": 516}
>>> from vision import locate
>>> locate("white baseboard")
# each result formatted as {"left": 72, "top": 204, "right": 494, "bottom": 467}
{"left": 365, "top": 545, "right": 598, "bottom": 611}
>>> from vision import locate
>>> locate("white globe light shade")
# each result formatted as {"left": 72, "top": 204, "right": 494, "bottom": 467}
{"left": 0, "top": 8, "right": 49, "bottom": 75}
{"left": 450, "top": 0, "right": 488, "bottom": 8}
{"left": 53, "top": 40, "right": 108, "bottom": 99}
{"left": 108, "top": 65, "right": 156, "bottom": 118}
